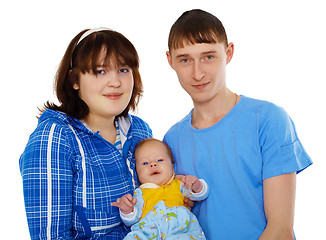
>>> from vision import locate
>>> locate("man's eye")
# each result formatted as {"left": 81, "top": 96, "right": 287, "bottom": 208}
{"left": 181, "top": 59, "right": 189, "bottom": 63}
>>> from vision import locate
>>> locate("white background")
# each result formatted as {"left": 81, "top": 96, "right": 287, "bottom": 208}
{"left": 1, "top": 0, "right": 325, "bottom": 239}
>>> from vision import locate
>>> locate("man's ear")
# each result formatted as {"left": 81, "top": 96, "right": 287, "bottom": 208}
{"left": 226, "top": 42, "right": 234, "bottom": 64}
{"left": 166, "top": 51, "right": 175, "bottom": 70}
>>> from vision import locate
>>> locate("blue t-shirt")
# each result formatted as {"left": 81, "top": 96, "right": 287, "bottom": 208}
{"left": 163, "top": 95, "right": 312, "bottom": 239}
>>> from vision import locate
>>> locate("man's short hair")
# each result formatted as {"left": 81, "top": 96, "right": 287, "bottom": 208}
{"left": 168, "top": 9, "right": 228, "bottom": 51}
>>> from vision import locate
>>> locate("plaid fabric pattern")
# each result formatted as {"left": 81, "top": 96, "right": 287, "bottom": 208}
{"left": 113, "top": 119, "right": 123, "bottom": 155}
{"left": 20, "top": 109, "right": 152, "bottom": 239}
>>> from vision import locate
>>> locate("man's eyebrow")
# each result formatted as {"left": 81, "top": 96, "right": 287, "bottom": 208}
{"left": 176, "top": 54, "right": 190, "bottom": 58}
{"left": 176, "top": 50, "right": 218, "bottom": 58}
{"left": 202, "top": 50, "right": 217, "bottom": 55}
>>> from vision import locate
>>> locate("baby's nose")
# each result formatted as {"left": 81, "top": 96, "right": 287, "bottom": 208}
{"left": 150, "top": 162, "right": 157, "bottom": 167}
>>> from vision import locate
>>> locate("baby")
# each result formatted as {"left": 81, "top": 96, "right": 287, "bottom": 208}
{"left": 111, "top": 138, "right": 209, "bottom": 239}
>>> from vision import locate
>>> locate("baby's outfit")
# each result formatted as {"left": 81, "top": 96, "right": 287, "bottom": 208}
{"left": 121, "top": 178, "right": 208, "bottom": 240}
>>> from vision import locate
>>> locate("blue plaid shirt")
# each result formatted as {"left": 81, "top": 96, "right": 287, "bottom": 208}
{"left": 19, "top": 109, "right": 152, "bottom": 239}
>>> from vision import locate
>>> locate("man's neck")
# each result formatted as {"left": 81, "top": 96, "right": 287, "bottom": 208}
{"left": 192, "top": 89, "right": 238, "bottom": 129}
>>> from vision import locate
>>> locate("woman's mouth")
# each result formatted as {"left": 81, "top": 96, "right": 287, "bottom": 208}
{"left": 104, "top": 93, "right": 122, "bottom": 100}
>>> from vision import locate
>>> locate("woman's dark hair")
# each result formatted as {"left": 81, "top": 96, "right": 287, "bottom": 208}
{"left": 40, "top": 29, "right": 143, "bottom": 119}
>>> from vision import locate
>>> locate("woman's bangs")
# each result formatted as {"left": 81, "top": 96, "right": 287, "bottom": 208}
{"left": 101, "top": 35, "right": 139, "bottom": 69}
{"left": 73, "top": 31, "right": 139, "bottom": 74}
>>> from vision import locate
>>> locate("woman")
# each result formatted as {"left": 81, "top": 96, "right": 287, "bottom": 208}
{"left": 19, "top": 28, "right": 152, "bottom": 239}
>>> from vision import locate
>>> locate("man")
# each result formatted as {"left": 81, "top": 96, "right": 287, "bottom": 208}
{"left": 164, "top": 9, "right": 312, "bottom": 239}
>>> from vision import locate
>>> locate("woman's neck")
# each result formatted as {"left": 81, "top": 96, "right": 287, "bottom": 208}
{"left": 84, "top": 114, "right": 117, "bottom": 144}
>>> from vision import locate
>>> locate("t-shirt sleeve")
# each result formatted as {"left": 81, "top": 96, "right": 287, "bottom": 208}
{"left": 259, "top": 104, "right": 312, "bottom": 180}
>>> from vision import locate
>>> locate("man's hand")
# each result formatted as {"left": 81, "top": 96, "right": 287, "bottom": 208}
{"left": 111, "top": 194, "right": 137, "bottom": 214}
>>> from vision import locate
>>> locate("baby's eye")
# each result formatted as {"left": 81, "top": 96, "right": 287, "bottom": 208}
{"left": 143, "top": 162, "right": 148, "bottom": 165}
{"left": 158, "top": 159, "right": 163, "bottom": 162}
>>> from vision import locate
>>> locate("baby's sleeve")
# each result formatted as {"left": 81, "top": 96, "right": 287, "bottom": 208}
{"left": 181, "top": 179, "right": 209, "bottom": 201}
{"left": 120, "top": 188, "right": 144, "bottom": 226}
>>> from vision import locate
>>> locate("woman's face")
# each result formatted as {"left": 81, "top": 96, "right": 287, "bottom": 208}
{"left": 73, "top": 47, "right": 134, "bottom": 121}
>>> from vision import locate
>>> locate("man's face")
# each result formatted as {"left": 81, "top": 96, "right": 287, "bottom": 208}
{"left": 167, "top": 42, "right": 233, "bottom": 105}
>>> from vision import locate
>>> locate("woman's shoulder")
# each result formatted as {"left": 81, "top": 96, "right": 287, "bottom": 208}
{"left": 129, "top": 114, "right": 149, "bottom": 127}
{"left": 124, "top": 114, "right": 152, "bottom": 137}
{"left": 33, "top": 109, "right": 82, "bottom": 139}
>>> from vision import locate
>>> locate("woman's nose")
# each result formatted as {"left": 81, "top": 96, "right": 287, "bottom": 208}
{"left": 106, "top": 72, "right": 121, "bottom": 88}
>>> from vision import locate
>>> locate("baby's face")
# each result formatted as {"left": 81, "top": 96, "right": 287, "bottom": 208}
{"left": 135, "top": 141, "right": 174, "bottom": 186}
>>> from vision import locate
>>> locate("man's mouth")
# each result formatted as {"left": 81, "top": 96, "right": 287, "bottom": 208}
{"left": 192, "top": 82, "right": 210, "bottom": 90}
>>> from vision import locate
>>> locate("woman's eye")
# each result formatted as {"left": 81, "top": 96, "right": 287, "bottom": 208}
{"left": 119, "top": 68, "right": 129, "bottom": 73}
{"left": 96, "top": 69, "right": 105, "bottom": 75}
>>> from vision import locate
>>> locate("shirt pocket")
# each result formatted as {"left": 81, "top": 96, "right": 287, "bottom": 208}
{"left": 74, "top": 205, "right": 122, "bottom": 238}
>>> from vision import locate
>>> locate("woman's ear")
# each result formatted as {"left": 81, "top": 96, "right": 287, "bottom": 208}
{"left": 69, "top": 70, "right": 79, "bottom": 90}
{"left": 73, "top": 82, "right": 79, "bottom": 90}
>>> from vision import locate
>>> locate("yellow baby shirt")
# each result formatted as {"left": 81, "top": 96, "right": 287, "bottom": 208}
{"left": 139, "top": 179, "right": 184, "bottom": 219}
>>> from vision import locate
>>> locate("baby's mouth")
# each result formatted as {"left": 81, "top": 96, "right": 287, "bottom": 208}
{"left": 151, "top": 171, "right": 160, "bottom": 176}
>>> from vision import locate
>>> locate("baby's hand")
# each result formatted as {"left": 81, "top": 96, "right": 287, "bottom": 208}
{"left": 111, "top": 194, "right": 137, "bottom": 214}
{"left": 181, "top": 175, "right": 203, "bottom": 193}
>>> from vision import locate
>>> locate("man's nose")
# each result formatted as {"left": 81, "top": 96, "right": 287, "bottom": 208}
{"left": 192, "top": 61, "right": 205, "bottom": 81}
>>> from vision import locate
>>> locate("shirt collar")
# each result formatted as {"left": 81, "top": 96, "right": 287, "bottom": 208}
{"left": 139, "top": 173, "right": 175, "bottom": 189}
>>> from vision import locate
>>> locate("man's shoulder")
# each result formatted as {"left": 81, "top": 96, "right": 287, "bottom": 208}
{"left": 165, "top": 112, "right": 191, "bottom": 135}
{"left": 240, "top": 95, "right": 286, "bottom": 115}
{"left": 240, "top": 96, "right": 292, "bottom": 130}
